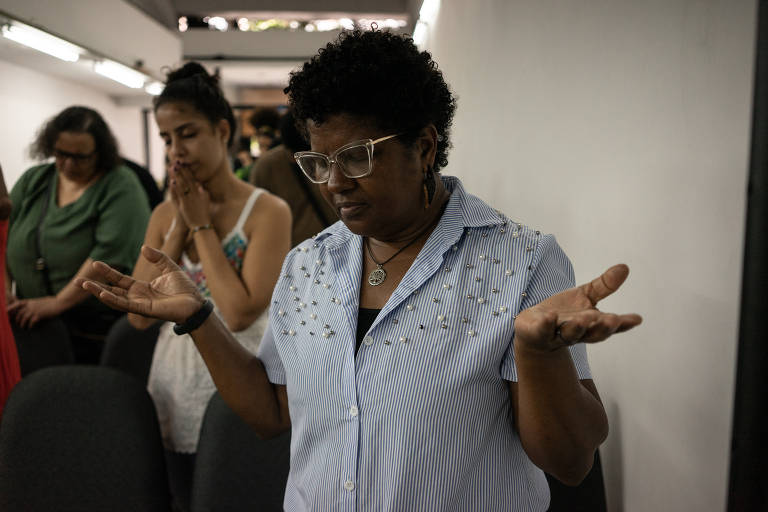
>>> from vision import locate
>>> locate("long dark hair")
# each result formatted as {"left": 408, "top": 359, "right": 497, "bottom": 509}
{"left": 29, "top": 106, "right": 120, "bottom": 173}
{"left": 154, "top": 62, "right": 236, "bottom": 147}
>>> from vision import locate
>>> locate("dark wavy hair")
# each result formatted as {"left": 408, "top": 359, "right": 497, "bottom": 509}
{"left": 29, "top": 106, "right": 120, "bottom": 173}
{"left": 154, "top": 62, "right": 236, "bottom": 147}
{"left": 285, "top": 29, "right": 456, "bottom": 171}
{"left": 250, "top": 107, "right": 281, "bottom": 137}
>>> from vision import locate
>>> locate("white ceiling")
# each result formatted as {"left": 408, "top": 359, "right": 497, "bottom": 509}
{"left": 1, "top": 0, "right": 418, "bottom": 101}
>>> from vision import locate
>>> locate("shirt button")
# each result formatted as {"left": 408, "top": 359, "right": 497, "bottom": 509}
{"left": 363, "top": 335, "right": 374, "bottom": 346}
{"left": 344, "top": 480, "right": 355, "bottom": 491}
{"left": 349, "top": 406, "right": 359, "bottom": 417}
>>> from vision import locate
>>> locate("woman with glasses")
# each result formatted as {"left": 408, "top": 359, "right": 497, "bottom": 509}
{"left": 128, "top": 62, "right": 291, "bottom": 511}
{"left": 80, "top": 30, "right": 641, "bottom": 511}
{"left": 6, "top": 106, "right": 150, "bottom": 367}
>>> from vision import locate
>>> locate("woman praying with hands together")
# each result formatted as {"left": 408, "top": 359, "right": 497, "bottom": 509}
{"left": 128, "top": 62, "right": 290, "bottom": 511}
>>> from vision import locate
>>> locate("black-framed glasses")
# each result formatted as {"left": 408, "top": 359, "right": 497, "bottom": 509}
{"left": 293, "top": 134, "right": 399, "bottom": 184}
{"left": 53, "top": 148, "right": 96, "bottom": 164}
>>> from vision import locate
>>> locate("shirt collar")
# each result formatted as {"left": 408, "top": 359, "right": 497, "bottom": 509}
{"left": 313, "top": 175, "right": 506, "bottom": 251}
{"left": 441, "top": 175, "right": 506, "bottom": 229}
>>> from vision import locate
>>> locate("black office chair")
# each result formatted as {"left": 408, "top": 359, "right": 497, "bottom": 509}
{"left": 99, "top": 315, "right": 162, "bottom": 384}
{"left": 12, "top": 317, "right": 73, "bottom": 376}
{"left": 0, "top": 366, "right": 171, "bottom": 511}
{"left": 190, "top": 392, "right": 291, "bottom": 512}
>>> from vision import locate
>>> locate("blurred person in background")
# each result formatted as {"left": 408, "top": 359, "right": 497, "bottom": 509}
{"left": 250, "top": 107, "right": 281, "bottom": 155}
{"left": 6, "top": 106, "right": 149, "bottom": 366}
{"left": 122, "top": 157, "right": 164, "bottom": 210}
{"left": 129, "top": 62, "right": 291, "bottom": 511}
{"left": 250, "top": 110, "right": 337, "bottom": 246}
{"left": 233, "top": 136, "right": 255, "bottom": 182}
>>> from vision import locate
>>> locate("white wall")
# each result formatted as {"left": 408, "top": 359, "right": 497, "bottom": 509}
{"left": 425, "top": 1, "right": 754, "bottom": 511}
{"left": 0, "top": 59, "right": 150, "bottom": 189}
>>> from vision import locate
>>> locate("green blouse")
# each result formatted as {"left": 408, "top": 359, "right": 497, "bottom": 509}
{"left": 7, "top": 163, "right": 150, "bottom": 300}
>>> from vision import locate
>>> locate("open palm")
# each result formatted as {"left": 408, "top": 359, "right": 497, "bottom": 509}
{"left": 514, "top": 264, "right": 642, "bottom": 353}
{"left": 77, "top": 245, "right": 205, "bottom": 324}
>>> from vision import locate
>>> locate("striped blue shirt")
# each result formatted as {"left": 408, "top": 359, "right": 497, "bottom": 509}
{"left": 258, "top": 176, "right": 591, "bottom": 511}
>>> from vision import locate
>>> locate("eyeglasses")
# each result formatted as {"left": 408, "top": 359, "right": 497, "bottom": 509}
{"left": 294, "top": 134, "right": 399, "bottom": 184}
{"left": 53, "top": 148, "right": 96, "bottom": 165}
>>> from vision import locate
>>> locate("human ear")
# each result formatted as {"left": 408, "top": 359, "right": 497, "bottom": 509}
{"left": 418, "top": 124, "right": 438, "bottom": 168}
{"left": 216, "top": 118, "right": 231, "bottom": 146}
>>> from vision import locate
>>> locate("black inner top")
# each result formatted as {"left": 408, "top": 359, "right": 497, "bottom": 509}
{"left": 356, "top": 307, "right": 381, "bottom": 353}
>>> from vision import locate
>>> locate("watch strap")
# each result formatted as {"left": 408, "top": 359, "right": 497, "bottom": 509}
{"left": 173, "top": 299, "right": 214, "bottom": 335}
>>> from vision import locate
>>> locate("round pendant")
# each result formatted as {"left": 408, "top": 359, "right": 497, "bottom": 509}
{"left": 368, "top": 266, "right": 387, "bottom": 286}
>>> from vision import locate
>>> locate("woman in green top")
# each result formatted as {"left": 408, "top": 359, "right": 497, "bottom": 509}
{"left": 6, "top": 106, "right": 150, "bottom": 366}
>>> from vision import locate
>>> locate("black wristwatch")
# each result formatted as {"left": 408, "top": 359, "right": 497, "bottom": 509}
{"left": 173, "top": 299, "right": 214, "bottom": 335}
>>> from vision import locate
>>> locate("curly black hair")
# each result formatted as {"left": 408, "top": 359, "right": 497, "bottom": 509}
{"left": 250, "top": 107, "right": 281, "bottom": 137}
{"left": 29, "top": 106, "right": 120, "bottom": 173}
{"left": 285, "top": 29, "right": 456, "bottom": 171}
{"left": 154, "top": 62, "right": 237, "bottom": 148}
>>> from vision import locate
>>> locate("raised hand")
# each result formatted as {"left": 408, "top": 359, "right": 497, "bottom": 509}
{"left": 168, "top": 185, "right": 190, "bottom": 238}
{"left": 514, "top": 264, "right": 642, "bottom": 354}
{"left": 77, "top": 245, "right": 205, "bottom": 324}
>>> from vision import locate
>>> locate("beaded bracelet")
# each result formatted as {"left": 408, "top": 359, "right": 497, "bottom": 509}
{"left": 191, "top": 223, "right": 213, "bottom": 234}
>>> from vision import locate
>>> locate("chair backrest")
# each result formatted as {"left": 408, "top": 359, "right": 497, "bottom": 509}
{"left": 0, "top": 365, "right": 171, "bottom": 511}
{"left": 99, "top": 315, "right": 161, "bottom": 384}
{"left": 546, "top": 450, "right": 607, "bottom": 511}
{"left": 12, "top": 317, "right": 73, "bottom": 376}
{"left": 191, "top": 392, "right": 291, "bottom": 512}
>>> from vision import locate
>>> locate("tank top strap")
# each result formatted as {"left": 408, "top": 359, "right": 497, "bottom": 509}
{"left": 232, "top": 188, "right": 263, "bottom": 237}
{"left": 164, "top": 217, "right": 177, "bottom": 241}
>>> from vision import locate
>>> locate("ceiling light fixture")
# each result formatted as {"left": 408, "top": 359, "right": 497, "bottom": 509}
{"left": 144, "top": 81, "right": 164, "bottom": 96}
{"left": 93, "top": 60, "right": 147, "bottom": 89}
{"left": 207, "top": 16, "right": 229, "bottom": 31}
{"left": 1, "top": 21, "right": 83, "bottom": 62}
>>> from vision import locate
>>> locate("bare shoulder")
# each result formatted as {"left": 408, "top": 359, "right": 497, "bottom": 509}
{"left": 153, "top": 199, "right": 176, "bottom": 222}
{"left": 148, "top": 199, "right": 177, "bottom": 234}
{"left": 244, "top": 185, "right": 291, "bottom": 232}
{"left": 253, "top": 188, "right": 291, "bottom": 222}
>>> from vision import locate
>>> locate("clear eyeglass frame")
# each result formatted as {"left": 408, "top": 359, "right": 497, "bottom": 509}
{"left": 293, "top": 134, "right": 399, "bottom": 184}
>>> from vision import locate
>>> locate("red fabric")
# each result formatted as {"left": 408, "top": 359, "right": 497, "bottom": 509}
{"left": 0, "top": 219, "right": 21, "bottom": 418}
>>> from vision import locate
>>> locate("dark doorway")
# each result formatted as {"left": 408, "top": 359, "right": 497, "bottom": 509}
{"left": 727, "top": 1, "right": 768, "bottom": 510}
